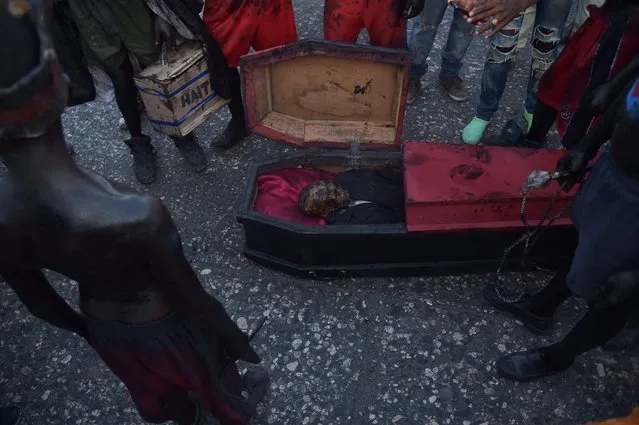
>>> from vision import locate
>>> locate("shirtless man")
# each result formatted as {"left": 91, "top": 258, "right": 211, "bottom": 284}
{"left": 485, "top": 70, "right": 639, "bottom": 381}
{"left": 0, "top": 2, "right": 266, "bottom": 423}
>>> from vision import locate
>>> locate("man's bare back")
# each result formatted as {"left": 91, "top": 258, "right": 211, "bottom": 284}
{"left": 0, "top": 129, "right": 175, "bottom": 323}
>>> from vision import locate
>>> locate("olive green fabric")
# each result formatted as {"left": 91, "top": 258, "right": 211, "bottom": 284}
{"left": 67, "top": 0, "right": 159, "bottom": 70}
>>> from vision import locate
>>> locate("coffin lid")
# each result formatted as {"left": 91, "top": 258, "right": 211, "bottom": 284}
{"left": 403, "top": 142, "right": 577, "bottom": 232}
{"left": 240, "top": 40, "right": 412, "bottom": 150}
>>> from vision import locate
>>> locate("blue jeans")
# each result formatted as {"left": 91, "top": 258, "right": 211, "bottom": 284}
{"left": 475, "top": 0, "right": 573, "bottom": 121}
{"left": 408, "top": 0, "right": 475, "bottom": 79}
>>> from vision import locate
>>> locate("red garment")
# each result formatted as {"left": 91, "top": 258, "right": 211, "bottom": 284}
{"left": 537, "top": 5, "right": 639, "bottom": 140}
{"left": 254, "top": 168, "right": 336, "bottom": 226}
{"left": 203, "top": 0, "right": 298, "bottom": 68}
{"left": 88, "top": 315, "right": 248, "bottom": 425}
{"left": 323, "top": 0, "right": 406, "bottom": 48}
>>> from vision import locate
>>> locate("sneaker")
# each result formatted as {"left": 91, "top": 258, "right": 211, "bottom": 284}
{"left": 124, "top": 136, "right": 157, "bottom": 185}
{"left": 173, "top": 135, "right": 208, "bottom": 172}
{"left": 406, "top": 77, "right": 422, "bottom": 105}
{"left": 462, "top": 116, "right": 489, "bottom": 144}
{"left": 211, "top": 119, "right": 248, "bottom": 149}
{"left": 523, "top": 109, "right": 534, "bottom": 131}
{"left": 440, "top": 76, "right": 469, "bottom": 102}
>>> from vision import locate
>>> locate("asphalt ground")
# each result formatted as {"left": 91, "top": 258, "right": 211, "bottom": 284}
{"left": 1, "top": 2, "right": 638, "bottom": 425}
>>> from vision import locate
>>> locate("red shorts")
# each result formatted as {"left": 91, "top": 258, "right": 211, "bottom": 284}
{"left": 537, "top": 5, "right": 639, "bottom": 145}
{"left": 87, "top": 314, "right": 249, "bottom": 425}
{"left": 323, "top": 0, "right": 406, "bottom": 48}
{"left": 203, "top": 0, "right": 298, "bottom": 68}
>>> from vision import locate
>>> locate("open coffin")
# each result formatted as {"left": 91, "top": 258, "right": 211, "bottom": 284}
{"left": 237, "top": 40, "right": 577, "bottom": 279}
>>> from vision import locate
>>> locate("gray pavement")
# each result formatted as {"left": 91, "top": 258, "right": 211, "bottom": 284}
{"left": 1, "top": 2, "right": 638, "bottom": 425}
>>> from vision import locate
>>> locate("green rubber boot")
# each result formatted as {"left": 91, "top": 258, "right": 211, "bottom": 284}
{"left": 462, "top": 117, "right": 489, "bottom": 145}
{"left": 524, "top": 109, "right": 534, "bottom": 131}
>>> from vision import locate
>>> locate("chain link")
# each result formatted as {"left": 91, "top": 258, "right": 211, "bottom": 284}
{"left": 493, "top": 175, "right": 578, "bottom": 304}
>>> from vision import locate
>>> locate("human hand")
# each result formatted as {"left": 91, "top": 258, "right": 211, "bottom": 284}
{"left": 405, "top": 0, "right": 425, "bottom": 19}
{"left": 463, "top": 0, "right": 535, "bottom": 37}
{"left": 555, "top": 150, "right": 588, "bottom": 191}
{"left": 222, "top": 333, "right": 262, "bottom": 364}
{"left": 448, "top": 0, "right": 474, "bottom": 14}
{"left": 154, "top": 15, "right": 175, "bottom": 48}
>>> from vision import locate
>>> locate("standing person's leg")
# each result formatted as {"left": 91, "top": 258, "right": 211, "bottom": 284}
{"left": 438, "top": 8, "right": 475, "bottom": 102}
{"left": 406, "top": 0, "right": 449, "bottom": 104}
{"left": 115, "top": 0, "right": 208, "bottom": 172}
{"left": 516, "top": 5, "right": 536, "bottom": 52}
{"left": 203, "top": 0, "right": 256, "bottom": 149}
{"left": 484, "top": 268, "right": 572, "bottom": 334}
{"left": 523, "top": 0, "right": 573, "bottom": 129}
{"left": 462, "top": 14, "right": 524, "bottom": 145}
{"left": 207, "top": 0, "right": 297, "bottom": 149}
{"left": 497, "top": 290, "right": 639, "bottom": 381}
{"left": 323, "top": 0, "right": 364, "bottom": 44}
{"left": 364, "top": 0, "right": 406, "bottom": 48}
{"left": 67, "top": 0, "right": 158, "bottom": 184}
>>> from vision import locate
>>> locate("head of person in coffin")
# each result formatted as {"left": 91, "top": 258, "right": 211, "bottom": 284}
{"left": 298, "top": 180, "right": 350, "bottom": 218}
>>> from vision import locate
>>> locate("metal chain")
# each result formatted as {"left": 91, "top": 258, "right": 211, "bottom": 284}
{"left": 493, "top": 176, "right": 579, "bottom": 304}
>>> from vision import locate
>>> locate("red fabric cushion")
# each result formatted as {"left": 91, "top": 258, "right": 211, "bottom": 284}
{"left": 254, "top": 168, "right": 336, "bottom": 226}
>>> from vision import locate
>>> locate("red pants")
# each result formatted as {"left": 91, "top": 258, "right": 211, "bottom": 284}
{"left": 87, "top": 314, "right": 249, "bottom": 425}
{"left": 537, "top": 5, "right": 639, "bottom": 144}
{"left": 203, "top": 0, "right": 298, "bottom": 68}
{"left": 323, "top": 0, "right": 406, "bottom": 48}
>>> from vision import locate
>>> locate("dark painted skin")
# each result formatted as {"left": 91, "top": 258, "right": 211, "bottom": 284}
{"left": 0, "top": 7, "right": 258, "bottom": 423}
{"left": 0, "top": 121, "right": 255, "bottom": 361}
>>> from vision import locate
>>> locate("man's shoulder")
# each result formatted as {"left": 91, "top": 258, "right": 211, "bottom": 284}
{"left": 101, "top": 193, "right": 169, "bottom": 233}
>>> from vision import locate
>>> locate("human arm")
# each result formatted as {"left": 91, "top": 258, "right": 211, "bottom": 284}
{"left": 1, "top": 267, "right": 87, "bottom": 339}
{"left": 147, "top": 202, "right": 259, "bottom": 363}
{"left": 555, "top": 77, "right": 634, "bottom": 190}
{"left": 590, "top": 55, "right": 639, "bottom": 115}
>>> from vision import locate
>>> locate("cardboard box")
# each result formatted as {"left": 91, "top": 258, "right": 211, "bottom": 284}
{"left": 134, "top": 41, "right": 229, "bottom": 137}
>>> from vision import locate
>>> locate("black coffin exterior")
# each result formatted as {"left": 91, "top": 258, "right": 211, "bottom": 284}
{"left": 237, "top": 150, "right": 578, "bottom": 279}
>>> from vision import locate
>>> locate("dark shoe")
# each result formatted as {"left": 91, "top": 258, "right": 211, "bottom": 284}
{"left": 406, "top": 77, "right": 422, "bottom": 105}
{"left": 173, "top": 135, "right": 208, "bottom": 172}
{"left": 0, "top": 406, "right": 22, "bottom": 425}
{"left": 484, "top": 119, "right": 543, "bottom": 148}
{"left": 496, "top": 348, "right": 573, "bottom": 382}
{"left": 211, "top": 119, "right": 248, "bottom": 149}
{"left": 241, "top": 368, "right": 270, "bottom": 415}
{"left": 603, "top": 324, "right": 639, "bottom": 352}
{"left": 484, "top": 285, "right": 552, "bottom": 335}
{"left": 124, "top": 136, "right": 157, "bottom": 185}
{"left": 440, "top": 76, "right": 469, "bottom": 102}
